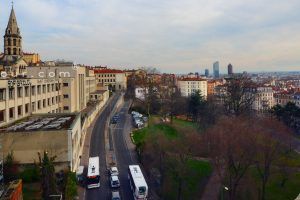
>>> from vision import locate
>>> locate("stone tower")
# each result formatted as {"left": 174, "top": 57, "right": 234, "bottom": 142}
{"left": 4, "top": 5, "right": 23, "bottom": 58}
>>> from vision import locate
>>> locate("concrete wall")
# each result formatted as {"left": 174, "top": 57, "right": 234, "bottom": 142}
{"left": 1, "top": 129, "right": 69, "bottom": 165}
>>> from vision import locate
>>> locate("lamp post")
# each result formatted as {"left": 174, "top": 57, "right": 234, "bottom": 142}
{"left": 49, "top": 194, "right": 62, "bottom": 200}
{"left": 221, "top": 186, "right": 229, "bottom": 200}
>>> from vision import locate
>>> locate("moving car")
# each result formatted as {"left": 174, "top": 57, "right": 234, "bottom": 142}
{"left": 111, "top": 115, "right": 120, "bottom": 124}
{"left": 111, "top": 191, "right": 121, "bottom": 200}
{"left": 109, "top": 167, "right": 119, "bottom": 176}
{"left": 110, "top": 175, "right": 120, "bottom": 188}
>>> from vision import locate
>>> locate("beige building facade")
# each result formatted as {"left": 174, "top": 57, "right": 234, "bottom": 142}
{"left": 94, "top": 68, "right": 127, "bottom": 91}
{"left": 177, "top": 78, "right": 208, "bottom": 97}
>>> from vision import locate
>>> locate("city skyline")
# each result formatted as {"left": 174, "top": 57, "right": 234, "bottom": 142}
{"left": 0, "top": 0, "right": 299, "bottom": 73}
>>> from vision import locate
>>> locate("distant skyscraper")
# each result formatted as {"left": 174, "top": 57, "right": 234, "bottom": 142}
{"left": 228, "top": 63, "right": 233, "bottom": 75}
{"left": 205, "top": 69, "right": 209, "bottom": 77}
{"left": 213, "top": 61, "right": 220, "bottom": 78}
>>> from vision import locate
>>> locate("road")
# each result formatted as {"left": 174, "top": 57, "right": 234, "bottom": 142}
{"left": 85, "top": 94, "right": 120, "bottom": 200}
{"left": 111, "top": 100, "right": 138, "bottom": 200}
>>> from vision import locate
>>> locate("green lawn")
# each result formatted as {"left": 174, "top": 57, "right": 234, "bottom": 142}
{"left": 247, "top": 164, "right": 300, "bottom": 200}
{"left": 132, "top": 116, "right": 199, "bottom": 145}
{"left": 265, "top": 172, "right": 300, "bottom": 200}
{"left": 132, "top": 123, "right": 179, "bottom": 145}
{"left": 164, "top": 159, "right": 213, "bottom": 200}
{"left": 172, "top": 118, "right": 198, "bottom": 129}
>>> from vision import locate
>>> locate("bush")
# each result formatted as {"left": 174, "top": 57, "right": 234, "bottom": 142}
{"left": 65, "top": 172, "right": 77, "bottom": 200}
{"left": 20, "top": 166, "right": 40, "bottom": 183}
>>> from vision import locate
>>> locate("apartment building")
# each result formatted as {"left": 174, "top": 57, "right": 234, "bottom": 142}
{"left": 274, "top": 91, "right": 300, "bottom": 108}
{"left": 0, "top": 64, "right": 98, "bottom": 127}
{"left": 26, "top": 65, "right": 96, "bottom": 113}
{"left": 94, "top": 68, "right": 127, "bottom": 91}
{"left": 252, "top": 86, "right": 274, "bottom": 111}
{"left": 0, "top": 78, "right": 62, "bottom": 127}
{"left": 177, "top": 77, "right": 208, "bottom": 97}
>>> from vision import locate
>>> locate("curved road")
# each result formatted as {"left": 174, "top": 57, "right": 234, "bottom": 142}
{"left": 85, "top": 94, "right": 120, "bottom": 200}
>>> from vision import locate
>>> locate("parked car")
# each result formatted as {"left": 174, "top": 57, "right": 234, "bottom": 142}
{"left": 109, "top": 167, "right": 119, "bottom": 176}
{"left": 111, "top": 191, "right": 121, "bottom": 200}
{"left": 110, "top": 175, "right": 120, "bottom": 188}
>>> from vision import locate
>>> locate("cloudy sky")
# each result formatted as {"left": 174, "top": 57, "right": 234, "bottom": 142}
{"left": 0, "top": 0, "right": 299, "bottom": 73}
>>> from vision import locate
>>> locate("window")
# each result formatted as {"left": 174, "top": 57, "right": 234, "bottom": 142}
{"left": 55, "top": 83, "right": 59, "bottom": 91}
{"left": 9, "top": 88, "right": 14, "bottom": 99}
{"left": 63, "top": 83, "right": 69, "bottom": 87}
{"left": 31, "top": 86, "right": 36, "bottom": 95}
{"left": 47, "top": 84, "right": 50, "bottom": 92}
{"left": 9, "top": 108, "right": 14, "bottom": 119}
{"left": 51, "top": 84, "right": 55, "bottom": 92}
{"left": 43, "top": 99, "right": 46, "bottom": 108}
{"left": 0, "top": 89, "right": 5, "bottom": 101}
{"left": 48, "top": 98, "right": 51, "bottom": 106}
{"left": 25, "top": 86, "right": 29, "bottom": 97}
{"left": 52, "top": 97, "right": 55, "bottom": 104}
{"left": 25, "top": 103, "right": 29, "bottom": 114}
{"left": 38, "top": 100, "right": 41, "bottom": 109}
{"left": 13, "top": 39, "right": 16, "bottom": 46}
{"left": 0, "top": 110, "right": 4, "bottom": 122}
{"left": 63, "top": 94, "right": 69, "bottom": 99}
{"left": 63, "top": 106, "right": 69, "bottom": 111}
{"left": 42, "top": 85, "right": 46, "bottom": 93}
{"left": 37, "top": 85, "right": 41, "bottom": 94}
{"left": 17, "top": 87, "right": 22, "bottom": 98}
{"left": 17, "top": 105, "right": 22, "bottom": 116}
{"left": 32, "top": 102, "right": 36, "bottom": 112}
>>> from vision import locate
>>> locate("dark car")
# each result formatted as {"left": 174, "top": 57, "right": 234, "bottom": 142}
{"left": 111, "top": 115, "right": 120, "bottom": 124}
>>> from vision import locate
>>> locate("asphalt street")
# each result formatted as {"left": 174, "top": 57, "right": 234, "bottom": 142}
{"left": 111, "top": 100, "right": 138, "bottom": 200}
{"left": 85, "top": 94, "right": 120, "bottom": 200}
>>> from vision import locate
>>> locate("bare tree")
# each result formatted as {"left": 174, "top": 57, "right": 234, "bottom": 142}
{"left": 206, "top": 116, "right": 257, "bottom": 199}
{"left": 223, "top": 75, "right": 256, "bottom": 116}
{"left": 253, "top": 118, "right": 292, "bottom": 200}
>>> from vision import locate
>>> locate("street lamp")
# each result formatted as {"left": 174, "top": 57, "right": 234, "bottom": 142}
{"left": 49, "top": 194, "right": 62, "bottom": 200}
{"left": 221, "top": 186, "right": 229, "bottom": 200}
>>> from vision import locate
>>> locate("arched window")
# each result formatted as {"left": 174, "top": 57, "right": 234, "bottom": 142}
{"left": 13, "top": 48, "right": 17, "bottom": 55}
{"left": 8, "top": 38, "right": 11, "bottom": 46}
{"left": 7, "top": 48, "right": 11, "bottom": 55}
{"left": 13, "top": 39, "right": 17, "bottom": 46}
{"left": 19, "top": 49, "right": 21, "bottom": 55}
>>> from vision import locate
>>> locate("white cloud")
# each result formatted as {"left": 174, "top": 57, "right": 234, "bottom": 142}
{"left": 0, "top": 0, "right": 299, "bottom": 72}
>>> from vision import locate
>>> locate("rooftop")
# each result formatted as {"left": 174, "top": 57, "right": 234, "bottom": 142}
{"left": 94, "top": 69, "right": 124, "bottom": 74}
{"left": 179, "top": 77, "right": 207, "bottom": 81}
{"left": 0, "top": 113, "right": 77, "bottom": 132}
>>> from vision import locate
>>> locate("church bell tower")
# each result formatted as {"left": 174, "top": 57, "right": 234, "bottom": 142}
{"left": 4, "top": 4, "right": 23, "bottom": 58}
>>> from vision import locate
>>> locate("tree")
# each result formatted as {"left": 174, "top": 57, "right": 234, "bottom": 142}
{"left": 205, "top": 117, "right": 257, "bottom": 199}
{"left": 253, "top": 118, "right": 292, "bottom": 200}
{"left": 3, "top": 151, "right": 19, "bottom": 183}
{"left": 223, "top": 75, "right": 256, "bottom": 116}
{"left": 65, "top": 172, "right": 77, "bottom": 200}
{"left": 38, "top": 151, "right": 57, "bottom": 200}
{"left": 271, "top": 102, "right": 300, "bottom": 132}
{"left": 188, "top": 91, "right": 206, "bottom": 122}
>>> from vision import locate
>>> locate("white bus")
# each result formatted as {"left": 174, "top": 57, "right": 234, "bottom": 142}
{"left": 128, "top": 165, "right": 148, "bottom": 200}
{"left": 87, "top": 156, "right": 100, "bottom": 189}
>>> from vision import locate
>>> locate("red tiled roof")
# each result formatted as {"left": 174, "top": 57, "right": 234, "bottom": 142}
{"left": 179, "top": 77, "right": 206, "bottom": 81}
{"left": 94, "top": 69, "right": 124, "bottom": 74}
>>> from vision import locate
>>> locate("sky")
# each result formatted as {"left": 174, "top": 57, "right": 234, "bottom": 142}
{"left": 0, "top": 0, "right": 300, "bottom": 73}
